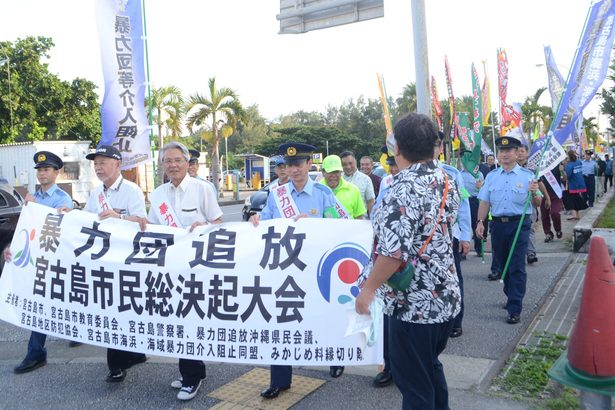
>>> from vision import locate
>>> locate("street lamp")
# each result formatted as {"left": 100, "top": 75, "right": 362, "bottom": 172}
{"left": 0, "top": 57, "right": 14, "bottom": 138}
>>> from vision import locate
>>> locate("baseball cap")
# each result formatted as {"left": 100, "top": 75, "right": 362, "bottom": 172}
{"left": 86, "top": 145, "right": 122, "bottom": 161}
{"left": 322, "top": 155, "right": 343, "bottom": 173}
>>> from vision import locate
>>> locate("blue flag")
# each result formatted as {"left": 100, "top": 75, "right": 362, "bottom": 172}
{"left": 96, "top": 0, "right": 151, "bottom": 169}
{"left": 530, "top": 0, "right": 615, "bottom": 157}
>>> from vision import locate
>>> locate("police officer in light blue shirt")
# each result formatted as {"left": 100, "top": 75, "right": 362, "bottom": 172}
{"left": 5, "top": 151, "right": 74, "bottom": 375}
{"left": 249, "top": 142, "right": 339, "bottom": 399}
{"left": 582, "top": 150, "right": 598, "bottom": 207}
{"left": 475, "top": 136, "right": 542, "bottom": 325}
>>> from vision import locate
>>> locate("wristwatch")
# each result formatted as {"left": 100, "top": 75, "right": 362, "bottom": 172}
{"left": 120, "top": 214, "right": 125, "bottom": 220}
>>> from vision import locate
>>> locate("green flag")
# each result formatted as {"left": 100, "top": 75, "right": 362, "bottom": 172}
{"left": 460, "top": 64, "right": 483, "bottom": 178}
{"left": 459, "top": 112, "right": 481, "bottom": 178}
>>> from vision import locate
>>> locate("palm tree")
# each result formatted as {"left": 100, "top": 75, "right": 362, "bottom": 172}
{"left": 147, "top": 86, "right": 184, "bottom": 185}
{"left": 521, "top": 87, "right": 551, "bottom": 135}
{"left": 395, "top": 82, "right": 417, "bottom": 117}
{"left": 583, "top": 116, "right": 600, "bottom": 149}
{"left": 185, "top": 77, "right": 246, "bottom": 194}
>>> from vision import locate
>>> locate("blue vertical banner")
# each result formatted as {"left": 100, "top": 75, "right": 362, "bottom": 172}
{"left": 543, "top": 45, "right": 566, "bottom": 114}
{"left": 530, "top": 0, "right": 615, "bottom": 157}
{"left": 96, "top": 0, "right": 151, "bottom": 170}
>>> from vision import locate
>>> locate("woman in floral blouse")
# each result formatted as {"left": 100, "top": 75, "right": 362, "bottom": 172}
{"left": 356, "top": 113, "right": 461, "bottom": 409}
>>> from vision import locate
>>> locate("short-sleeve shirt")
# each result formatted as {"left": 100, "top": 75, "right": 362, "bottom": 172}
{"left": 460, "top": 169, "right": 484, "bottom": 197}
{"left": 84, "top": 176, "right": 146, "bottom": 217}
{"left": 477, "top": 165, "right": 535, "bottom": 216}
{"left": 34, "top": 184, "right": 73, "bottom": 209}
{"left": 260, "top": 178, "right": 337, "bottom": 220}
{"left": 343, "top": 170, "right": 375, "bottom": 209}
{"left": 367, "top": 172, "right": 381, "bottom": 198}
{"left": 320, "top": 177, "right": 366, "bottom": 219}
{"left": 581, "top": 159, "right": 597, "bottom": 176}
{"left": 148, "top": 174, "right": 222, "bottom": 226}
{"left": 366, "top": 160, "right": 461, "bottom": 324}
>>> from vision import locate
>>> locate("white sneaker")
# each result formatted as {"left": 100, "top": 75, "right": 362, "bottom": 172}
{"left": 170, "top": 377, "right": 183, "bottom": 389}
{"left": 177, "top": 380, "right": 201, "bottom": 401}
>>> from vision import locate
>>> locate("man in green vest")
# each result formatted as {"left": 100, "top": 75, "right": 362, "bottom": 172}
{"left": 321, "top": 155, "right": 367, "bottom": 220}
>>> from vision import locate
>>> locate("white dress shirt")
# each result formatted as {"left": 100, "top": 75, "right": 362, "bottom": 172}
{"left": 148, "top": 174, "right": 222, "bottom": 226}
{"left": 84, "top": 176, "right": 146, "bottom": 217}
{"left": 343, "top": 170, "right": 375, "bottom": 208}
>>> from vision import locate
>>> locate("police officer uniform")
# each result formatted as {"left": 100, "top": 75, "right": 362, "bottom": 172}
{"left": 83, "top": 145, "right": 148, "bottom": 381}
{"left": 477, "top": 136, "right": 539, "bottom": 324}
{"left": 259, "top": 142, "right": 338, "bottom": 399}
{"left": 188, "top": 149, "right": 218, "bottom": 197}
{"left": 13, "top": 152, "right": 74, "bottom": 374}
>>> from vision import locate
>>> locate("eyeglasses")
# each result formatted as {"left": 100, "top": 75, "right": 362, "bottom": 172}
{"left": 163, "top": 158, "right": 186, "bottom": 165}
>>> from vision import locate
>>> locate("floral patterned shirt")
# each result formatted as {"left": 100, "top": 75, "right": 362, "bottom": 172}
{"left": 360, "top": 160, "right": 461, "bottom": 324}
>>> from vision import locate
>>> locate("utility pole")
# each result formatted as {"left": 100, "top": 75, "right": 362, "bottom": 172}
{"left": 411, "top": 0, "right": 431, "bottom": 115}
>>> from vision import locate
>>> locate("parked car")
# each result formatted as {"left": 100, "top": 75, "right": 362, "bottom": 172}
{"left": 0, "top": 183, "right": 24, "bottom": 273}
{"left": 241, "top": 171, "right": 322, "bottom": 221}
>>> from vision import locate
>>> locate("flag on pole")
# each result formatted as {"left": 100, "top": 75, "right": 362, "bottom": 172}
{"left": 458, "top": 112, "right": 481, "bottom": 178}
{"left": 530, "top": 0, "right": 615, "bottom": 158}
{"left": 543, "top": 45, "right": 566, "bottom": 113}
{"left": 96, "top": 0, "right": 151, "bottom": 170}
{"left": 481, "top": 60, "right": 492, "bottom": 127}
{"left": 431, "top": 76, "right": 443, "bottom": 131}
{"left": 497, "top": 49, "right": 522, "bottom": 136}
{"left": 376, "top": 73, "right": 395, "bottom": 155}
{"left": 444, "top": 56, "right": 457, "bottom": 142}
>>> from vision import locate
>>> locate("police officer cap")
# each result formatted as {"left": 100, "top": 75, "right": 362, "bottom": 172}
{"left": 278, "top": 142, "right": 315, "bottom": 165}
{"left": 33, "top": 151, "right": 63, "bottom": 169}
{"left": 273, "top": 156, "right": 286, "bottom": 166}
{"left": 86, "top": 145, "right": 122, "bottom": 161}
{"left": 495, "top": 136, "right": 521, "bottom": 149}
{"left": 585, "top": 149, "right": 593, "bottom": 155}
{"left": 188, "top": 149, "right": 200, "bottom": 164}
{"left": 385, "top": 155, "right": 396, "bottom": 166}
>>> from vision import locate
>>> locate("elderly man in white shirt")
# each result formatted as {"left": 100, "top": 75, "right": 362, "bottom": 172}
{"left": 340, "top": 150, "right": 375, "bottom": 214}
{"left": 148, "top": 141, "right": 223, "bottom": 401}
{"left": 80, "top": 145, "right": 149, "bottom": 383}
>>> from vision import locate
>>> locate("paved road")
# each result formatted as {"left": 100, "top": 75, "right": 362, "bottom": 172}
{"left": 0, "top": 198, "right": 585, "bottom": 409}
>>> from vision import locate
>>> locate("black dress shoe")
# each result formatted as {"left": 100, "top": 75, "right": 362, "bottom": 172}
{"left": 373, "top": 371, "right": 393, "bottom": 387}
{"left": 329, "top": 366, "right": 344, "bottom": 378}
{"left": 106, "top": 369, "right": 127, "bottom": 382}
{"left": 260, "top": 385, "right": 290, "bottom": 399}
{"left": 126, "top": 354, "right": 147, "bottom": 369}
{"left": 14, "top": 358, "right": 46, "bottom": 374}
{"left": 488, "top": 272, "right": 500, "bottom": 281}
{"left": 506, "top": 314, "right": 521, "bottom": 324}
{"left": 450, "top": 328, "right": 463, "bottom": 338}
{"left": 527, "top": 254, "right": 538, "bottom": 264}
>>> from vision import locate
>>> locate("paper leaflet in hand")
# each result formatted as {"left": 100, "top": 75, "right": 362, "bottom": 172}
{"left": 344, "top": 297, "right": 384, "bottom": 349}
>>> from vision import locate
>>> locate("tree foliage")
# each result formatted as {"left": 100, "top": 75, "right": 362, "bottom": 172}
{"left": 0, "top": 36, "right": 100, "bottom": 144}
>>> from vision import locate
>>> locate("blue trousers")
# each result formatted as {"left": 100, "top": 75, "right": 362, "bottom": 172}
{"left": 270, "top": 365, "right": 292, "bottom": 388}
{"left": 389, "top": 318, "right": 454, "bottom": 410}
{"left": 468, "top": 197, "right": 482, "bottom": 254}
{"left": 584, "top": 175, "right": 595, "bottom": 206}
{"left": 452, "top": 238, "right": 464, "bottom": 329}
{"left": 491, "top": 219, "right": 531, "bottom": 316}
{"left": 26, "top": 331, "right": 47, "bottom": 361}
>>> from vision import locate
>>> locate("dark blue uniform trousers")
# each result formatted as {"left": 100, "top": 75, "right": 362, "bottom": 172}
{"left": 583, "top": 175, "right": 595, "bottom": 206}
{"left": 26, "top": 331, "right": 47, "bottom": 361}
{"left": 270, "top": 365, "right": 292, "bottom": 388}
{"left": 491, "top": 218, "right": 531, "bottom": 316}
{"left": 468, "top": 197, "right": 482, "bottom": 254}
{"left": 389, "top": 318, "right": 454, "bottom": 410}
{"left": 452, "top": 238, "right": 464, "bottom": 329}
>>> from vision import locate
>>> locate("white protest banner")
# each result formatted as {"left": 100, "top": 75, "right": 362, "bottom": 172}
{"left": 0, "top": 203, "right": 381, "bottom": 366}
{"left": 527, "top": 136, "right": 567, "bottom": 179}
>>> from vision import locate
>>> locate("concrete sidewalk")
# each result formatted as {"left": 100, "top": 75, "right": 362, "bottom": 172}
{"left": 0, "top": 194, "right": 601, "bottom": 409}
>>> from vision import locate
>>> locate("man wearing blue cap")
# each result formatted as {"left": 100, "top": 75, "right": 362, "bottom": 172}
{"left": 5, "top": 151, "right": 73, "bottom": 374}
{"left": 188, "top": 148, "right": 218, "bottom": 197}
{"left": 475, "top": 136, "right": 542, "bottom": 324}
{"left": 270, "top": 156, "right": 289, "bottom": 190}
{"left": 250, "top": 142, "right": 339, "bottom": 399}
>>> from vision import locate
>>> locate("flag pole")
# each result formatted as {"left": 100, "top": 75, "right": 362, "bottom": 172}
{"left": 141, "top": 0, "right": 158, "bottom": 188}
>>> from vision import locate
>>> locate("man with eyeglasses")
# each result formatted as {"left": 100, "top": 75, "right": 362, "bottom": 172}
{"left": 148, "top": 141, "right": 223, "bottom": 401}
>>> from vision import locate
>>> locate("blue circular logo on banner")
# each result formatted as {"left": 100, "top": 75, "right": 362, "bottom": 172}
{"left": 316, "top": 243, "right": 370, "bottom": 304}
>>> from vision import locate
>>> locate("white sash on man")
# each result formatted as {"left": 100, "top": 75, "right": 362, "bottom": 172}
{"left": 149, "top": 187, "right": 184, "bottom": 228}
{"left": 96, "top": 190, "right": 113, "bottom": 214}
{"left": 333, "top": 196, "right": 351, "bottom": 219}
{"left": 273, "top": 183, "right": 301, "bottom": 219}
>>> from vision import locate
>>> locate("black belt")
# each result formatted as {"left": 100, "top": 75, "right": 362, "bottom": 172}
{"left": 492, "top": 215, "right": 523, "bottom": 223}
